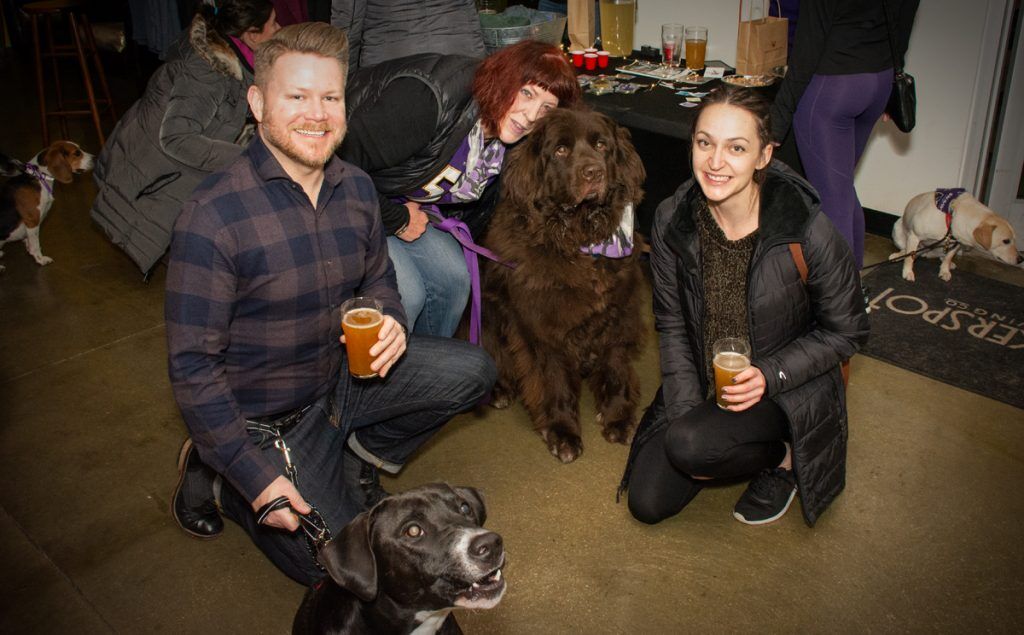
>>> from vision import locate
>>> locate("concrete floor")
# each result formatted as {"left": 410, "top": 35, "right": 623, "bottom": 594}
{"left": 2, "top": 49, "right": 1024, "bottom": 634}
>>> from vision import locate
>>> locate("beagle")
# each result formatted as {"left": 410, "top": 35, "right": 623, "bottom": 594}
{"left": 890, "top": 189, "right": 1023, "bottom": 282}
{"left": 1, "top": 141, "right": 94, "bottom": 272}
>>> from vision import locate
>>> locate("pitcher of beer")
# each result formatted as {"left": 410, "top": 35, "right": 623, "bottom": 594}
{"left": 341, "top": 297, "right": 384, "bottom": 378}
{"left": 713, "top": 338, "right": 751, "bottom": 409}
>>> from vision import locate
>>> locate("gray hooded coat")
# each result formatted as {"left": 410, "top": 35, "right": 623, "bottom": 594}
{"left": 91, "top": 14, "right": 254, "bottom": 274}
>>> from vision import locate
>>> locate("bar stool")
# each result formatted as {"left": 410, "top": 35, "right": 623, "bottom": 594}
{"left": 24, "top": 0, "right": 116, "bottom": 145}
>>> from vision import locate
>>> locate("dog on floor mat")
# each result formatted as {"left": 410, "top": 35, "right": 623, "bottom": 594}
{"left": 1, "top": 141, "right": 94, "bottom": 272}
{"left": 480, "top": 108, "right": 647, "bottom": 464}
{"left": 292, "top": 483, "right": 505, "bottom": 635}
{"left": 890, "top": 188, "right": 1023, "bottom": 281}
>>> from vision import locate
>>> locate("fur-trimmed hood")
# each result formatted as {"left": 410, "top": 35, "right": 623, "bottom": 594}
{"left": 188, "top": 13, "right": 245, "bottom": 81}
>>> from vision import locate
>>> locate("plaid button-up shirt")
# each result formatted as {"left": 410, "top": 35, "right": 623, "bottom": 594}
{"left": 166, "top": 135, "right": 405, "bottom": 502}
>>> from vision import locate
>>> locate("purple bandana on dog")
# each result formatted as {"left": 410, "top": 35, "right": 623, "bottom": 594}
{"left": 580, "top": 203, "right": 635, "bottom": 258}
{"left": 934, "top": 188, "right": 967, "bottom": 214}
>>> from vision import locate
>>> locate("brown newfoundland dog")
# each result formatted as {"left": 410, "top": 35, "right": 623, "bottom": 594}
{"left": 480, "top": 108, "right": 646, "bottom": 463}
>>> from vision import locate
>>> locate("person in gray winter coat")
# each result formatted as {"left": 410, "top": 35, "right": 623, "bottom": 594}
{"left": 91, "top": 0, "right": 280, "bottom": 276}
{"left": 620, "top": 85, "right": 869, "bottom": 527}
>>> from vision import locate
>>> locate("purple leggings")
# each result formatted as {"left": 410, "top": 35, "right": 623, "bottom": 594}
{"left": 794, "top": 70, "right": 893, "bottom": 269}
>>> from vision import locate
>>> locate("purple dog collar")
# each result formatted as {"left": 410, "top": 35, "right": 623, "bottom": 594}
{"left": 25, "top": 163, "right": 54, "bottom": 195}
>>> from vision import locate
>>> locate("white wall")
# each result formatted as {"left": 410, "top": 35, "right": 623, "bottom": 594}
{"left": 630, "top": 0, "right": 1009, "bottom": 217}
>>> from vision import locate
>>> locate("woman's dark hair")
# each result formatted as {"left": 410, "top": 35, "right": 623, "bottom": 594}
{"left": 473, "top": 40, "right": 582, "bottom": 138}
{"left": 690, "top": 83, "right": 773, "bottom": 183}
{"left": 198, "top": 0, "right": 274, "bottom": 38}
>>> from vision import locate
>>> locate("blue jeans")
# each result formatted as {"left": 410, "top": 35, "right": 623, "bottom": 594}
{"left": 387, "top": 226, "right": 471, "bottom": 337}
{"left": 219, "top": 335, "right": 496, "bottom": 584}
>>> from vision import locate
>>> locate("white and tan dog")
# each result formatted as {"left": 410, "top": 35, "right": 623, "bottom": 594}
{"left": 890, "top": 189, "right": 1023, "bottom": 281}
{"left": 1, "top": 141, "right": 94, "bottom": 273}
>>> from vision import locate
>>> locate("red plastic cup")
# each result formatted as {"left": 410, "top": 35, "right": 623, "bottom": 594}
{"left": 583, "top": 53, "right": 598, "bottom": 71}
{"left": 597, "top": 51, "right": 610, "bottom": 68}
{"left": 570, "top": 50, "right": 584, "bottom": 67}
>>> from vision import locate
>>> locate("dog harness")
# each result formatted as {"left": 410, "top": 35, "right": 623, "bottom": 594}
{"left": 934, "top": 188, "right": 966, "bottom": 230}
{"left": 24, "top": 163, "right": 54, "bottom": 196}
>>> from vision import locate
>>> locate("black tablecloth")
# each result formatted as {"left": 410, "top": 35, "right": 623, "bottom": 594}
{"left": 580, "top": 58, "right": 779, "bottom": 140}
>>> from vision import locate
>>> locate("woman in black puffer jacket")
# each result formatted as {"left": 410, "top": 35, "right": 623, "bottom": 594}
{"left": 620, "top": 85, "right": 869, "bottom": 527}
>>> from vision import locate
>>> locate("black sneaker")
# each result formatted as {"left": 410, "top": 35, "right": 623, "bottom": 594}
{"left": 733, "top": 468, "right": 797, "bottom": 525}
{"left": 171, "top": 438, "right": 223, "bottom": 539}
{"left": 343, "top": 449, "right": 390, "bottom": 510}
{"left": 358, "top": 460, "right": 389, "bottom": 508}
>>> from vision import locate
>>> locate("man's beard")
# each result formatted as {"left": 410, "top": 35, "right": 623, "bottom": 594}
{"left": 261, "top": 120, "right": 346, "bottom": 169}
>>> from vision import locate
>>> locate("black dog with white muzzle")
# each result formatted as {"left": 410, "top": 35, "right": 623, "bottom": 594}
{"left": 293, "top": 483, "right": 506, "bottom": 635}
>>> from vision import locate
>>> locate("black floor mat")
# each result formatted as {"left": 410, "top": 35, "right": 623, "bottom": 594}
{"left": 861, "top": 263, "right": 1024, "bottom": 410}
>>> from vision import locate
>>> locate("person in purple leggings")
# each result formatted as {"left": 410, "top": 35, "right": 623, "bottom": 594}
{"left": 770, "top": 0, "right": 919, "bottom": 269}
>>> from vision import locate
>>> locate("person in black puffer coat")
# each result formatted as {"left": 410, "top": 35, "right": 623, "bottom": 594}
{"left": 338, "top": 40, "right": 580, "bottom": 339}
{"left": 91, "top": 0, "right": 280, "bottom": 276}
{"left": 620, "top": 85, "right": 870, "bottom": 527}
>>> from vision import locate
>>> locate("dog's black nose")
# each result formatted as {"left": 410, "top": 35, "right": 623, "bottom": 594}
{"left": 581, "top": 164, "right": 605, "bottom": 182}
{"left": 470, "top": 531, "right": 503, "bottom": 560}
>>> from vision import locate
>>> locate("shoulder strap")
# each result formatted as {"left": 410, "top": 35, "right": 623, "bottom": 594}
{"left": 789, "top": 242, "right": 808, "bottom": 283}
{"left": 880, "top": 0, "right": 904, "bottom": 71}
{"left": 789, "top": 242, "right": 850, "bottom": 386}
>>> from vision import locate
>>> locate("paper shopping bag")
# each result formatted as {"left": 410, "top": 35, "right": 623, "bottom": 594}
{"left": 736, "top": 0, "right": 788, "bottom": 76}
{"left": 568, "top": 0, "right": 596, "bottom": 50}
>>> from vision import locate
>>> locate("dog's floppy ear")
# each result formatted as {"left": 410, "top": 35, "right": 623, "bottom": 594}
{"left": 500, "top": 134, "right": 545, "bottom": 207}
{"left": 38, "top": 143, "right": 74, "bottom": 184}
{"left": 453, "top": 486, "right": 487, "bottom": 526}
{"left": 604, "top": 115, "right": 646, "bottom": 204}
{"left": 317, "top": 511, "right": 378, "bottom": 601}
{"left": 973, "top": 222, "right": 995, "bottom": 250}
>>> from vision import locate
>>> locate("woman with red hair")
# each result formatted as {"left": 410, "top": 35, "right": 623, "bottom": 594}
{"left": 340, "top": 40, "right": 580, "bottom": 338}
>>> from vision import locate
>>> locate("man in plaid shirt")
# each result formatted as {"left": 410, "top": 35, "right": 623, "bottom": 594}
{"left": 165, "top": 23, "right": 496, "bottom": 585}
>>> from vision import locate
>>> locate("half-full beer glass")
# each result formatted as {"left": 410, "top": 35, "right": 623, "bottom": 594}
{"left": 713, "top": 338, "right": 751, "bottom": 409}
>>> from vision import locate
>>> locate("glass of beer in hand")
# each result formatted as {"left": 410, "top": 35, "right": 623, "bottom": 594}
{"left": 341, "top": 297, "right": 384, "bottom": 379}
{"left": 713, "top": 338, "right": 751, "bottom": 410}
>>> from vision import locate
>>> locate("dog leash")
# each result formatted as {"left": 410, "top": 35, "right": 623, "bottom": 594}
{"left": 250, "top": 422, "right": 332, "bottom": 570}
{"left": 860, "top": 231, "right": 959, "bottom": 273}
{"left": 425, "top": 206, "right": 515, "bottom": 346}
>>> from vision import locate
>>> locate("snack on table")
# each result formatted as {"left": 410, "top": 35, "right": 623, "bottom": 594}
{"left": 722, "top": 75, "right": 777, "bottom": 87}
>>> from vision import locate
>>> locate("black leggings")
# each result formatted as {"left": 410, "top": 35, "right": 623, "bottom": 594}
{"left": 627, "top": 398, "right": 789, "bottom": 525}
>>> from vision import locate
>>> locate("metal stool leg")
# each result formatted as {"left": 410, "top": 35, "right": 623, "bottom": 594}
{"left": 30, "top": 14, "right": 49, "bottom": 146}
{"left": 68, "top": 11, "right": 104, "bottom": 145}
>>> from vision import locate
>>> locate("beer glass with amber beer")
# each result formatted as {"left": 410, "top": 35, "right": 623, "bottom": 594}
{"left": 713, "top": 337, "right": 751, "bottom": 409}
{"left": 341, "top": 297, "right": 384, "bottom": 379}
{"left": 684, "top": 25, "right": 708, "bottom": 70}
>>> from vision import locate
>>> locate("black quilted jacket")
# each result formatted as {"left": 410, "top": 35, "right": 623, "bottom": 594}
{"left": 650, "top": 161, "right": 870, "bottom": 525}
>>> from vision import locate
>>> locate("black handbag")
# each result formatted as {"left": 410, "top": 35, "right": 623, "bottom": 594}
{"left": 882, "top": 0, "right": 916, "bottom": 132}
